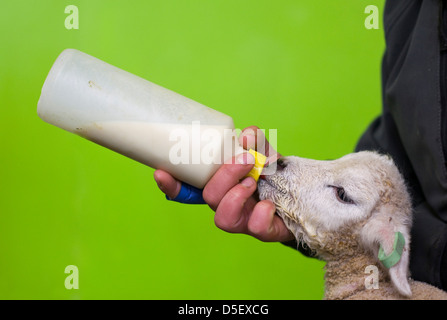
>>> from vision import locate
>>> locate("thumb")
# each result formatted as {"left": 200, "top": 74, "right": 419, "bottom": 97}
{"left": 154, "top": 169, "right": 182, "bottom": 199}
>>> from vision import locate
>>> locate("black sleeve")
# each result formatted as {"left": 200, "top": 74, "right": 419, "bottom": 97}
{"left": 281, "top": 238, "right": 315, "bottom": 257}
{"left": 356, "top": 0, "right": 447, "bottom": 290}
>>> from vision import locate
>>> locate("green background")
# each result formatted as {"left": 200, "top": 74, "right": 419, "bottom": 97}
{"left": 0, "top": 0, "right": 384, "bottom": 299}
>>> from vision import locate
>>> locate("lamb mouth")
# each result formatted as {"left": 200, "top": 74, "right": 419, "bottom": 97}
{"left": 261, "top": 176, "right": 288, "bottom": 195}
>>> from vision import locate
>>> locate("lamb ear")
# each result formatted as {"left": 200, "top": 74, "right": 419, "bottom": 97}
{"left": 379, "top": 231, "right": 412, "bottom": 297}
{"left": 361, "top": 210, "right": 412, "bottom": 297}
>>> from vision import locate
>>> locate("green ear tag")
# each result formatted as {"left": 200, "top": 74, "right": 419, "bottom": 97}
{"left": 378, "top": 231, "right": 405, "bottom": 269}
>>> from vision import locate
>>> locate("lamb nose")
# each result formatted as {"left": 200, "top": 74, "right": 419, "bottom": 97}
{"left": 277, "top": 158, "right": 287, "bottom": 170}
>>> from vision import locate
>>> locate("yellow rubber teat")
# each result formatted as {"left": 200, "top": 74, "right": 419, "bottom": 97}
{"left": 245, "top": 149, "right": 267, "bottom": 182}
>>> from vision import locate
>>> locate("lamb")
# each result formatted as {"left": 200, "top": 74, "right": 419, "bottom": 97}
{"left": 257, "top": 151, "right": 447, "bottom": 300}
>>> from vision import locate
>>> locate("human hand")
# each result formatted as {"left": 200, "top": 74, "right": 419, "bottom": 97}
{"left": 154, "top": 126, "right": 294, "bottom": 242}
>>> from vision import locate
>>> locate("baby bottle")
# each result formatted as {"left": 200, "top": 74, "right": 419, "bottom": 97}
{"left": 37, "top": 49, "right": 266, "bottom": 189}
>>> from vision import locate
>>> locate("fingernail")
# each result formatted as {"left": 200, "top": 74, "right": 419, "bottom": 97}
{"left": 241, "top": 177, "right": 255, "bottom": 187}
{"left": 236, "top": 152, "right": 255, "bottom": 165}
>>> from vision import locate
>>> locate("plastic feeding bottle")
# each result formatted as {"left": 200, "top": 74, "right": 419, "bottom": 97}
{"left": 37, "top": 49, "right": 266, "bottom": 189}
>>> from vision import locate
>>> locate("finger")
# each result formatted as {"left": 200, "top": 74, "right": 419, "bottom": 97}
{"left": 153, "top": 169, "right": 182, "bottom": 199}
{"left": 213, "top": 177, "right": 258, "bottom": 233}
{"left": 247, "top": 200, "right": 295, "bottom": 242}
{"left": 239, "top": 126, "right": 281, "bottom": 165}
{"left": 202, "top": 152, "right": 255, "bottom": 210}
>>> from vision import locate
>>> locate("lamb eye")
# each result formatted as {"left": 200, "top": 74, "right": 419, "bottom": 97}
{"left": 330, "top": 186, "right": 355, "bottom": 205}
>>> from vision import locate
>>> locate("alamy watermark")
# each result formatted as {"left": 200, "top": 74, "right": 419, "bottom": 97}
{"left": 364, "top": 265, "right": 379, "bottom": 290}
{"left": 65, "top": 5, "right": 79, "bottom": 30}
{"left": 364, "top": 5, "right": 379, "bottom": 30}
{"left": 168, "top": 121, "right": 278, "bottom": 175}
{"left": 65, "top": 265, "right": 79, "bottom": 290}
